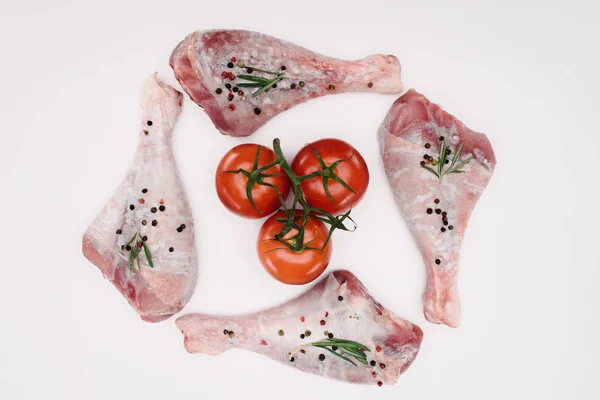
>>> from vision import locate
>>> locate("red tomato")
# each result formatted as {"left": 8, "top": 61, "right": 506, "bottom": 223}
{"left": 257, "top": 210, "right": 332, "bottom": 285}
{"left": 291, "top": 138, "right": 369, "bottom": 215}
{"left": 216, "top": 144, "right": 291, "bottom": 219}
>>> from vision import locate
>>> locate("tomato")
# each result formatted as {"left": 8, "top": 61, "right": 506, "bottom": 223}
{"left": 216, "top": 144, "right": 291, "bottom": 219}
{"left": 291, "top": 138, "right": 369, "bottom": 215}
{"left": 257, "top": 210, "right": 333, "bottom": 285}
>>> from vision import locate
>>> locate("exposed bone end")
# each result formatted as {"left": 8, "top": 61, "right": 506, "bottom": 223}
{"left": 176, "top": 314, "right": 237, "bottom": 355}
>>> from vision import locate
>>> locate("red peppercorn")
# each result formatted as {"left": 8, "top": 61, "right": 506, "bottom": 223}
{"left": 325, "top": 311, "right": 329, "bottom": 318}
{"left": 159, "top": 199, "right": 164, "bottom": 204}
{"left": 434, "top": 199, "right": 440, "bottom": 204}
{"left": 221, "top": 71, "right": 228, "bottom": 78}
{"left": 320, "top": 320, "right": 326, "bottom": 326}
{"left": 300, "top": 316, "right": 305, "bottom": 322}
{"left": 229, "top": 104, "right": 235, "bottom": 111}
{"left": 376, "top": 346, "right": 382, "bottom": 352}
{"left": 372, "top": 372, "right": 377, "bottom": 378}
{"left": 260, "top": 339, "right": 267, "bottom": 346}
{"left": 231, "top": 56, "right": 236, "bottom": 62}
{"left": 137, "top": 242, "right": 143, "bottom": 248}
{"left": 229, "top": 73, "right": 235, "bottom": 81}
{"left": 228, "top": 94, "right": 234, "bottom": 101}
{"left": 379, "top": 363, "right": 386, "bottom": 369}
{"left": 238, "top": 90, "right": 244, "bottom": 96}
{"left": 300, "top": 349, "right": 305, "bottom": 353}
{"left": 368, "top": 82, "right": 373, "bottom": 88}
{"left": 138, "top": 198, "right": 145, "bottom": 204}
{"left": 377, "top": 381, "right": 383, "bottom": 387}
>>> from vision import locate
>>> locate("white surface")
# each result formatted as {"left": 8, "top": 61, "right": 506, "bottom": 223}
{"left": 1, "top": 0, "right": 598, "bottom": 399}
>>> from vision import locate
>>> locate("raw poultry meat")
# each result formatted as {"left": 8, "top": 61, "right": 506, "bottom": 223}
{"left": 379, "top": 90, "right": 496, "bottom": 328}
{"left": 176, "top": 270, "right": 422, "bottom": 385}
{"left": 170, "top": 29, "right": 403, "bottom": 137}
{"left": 82, "top": 74, "right": 198, "bottom": 323}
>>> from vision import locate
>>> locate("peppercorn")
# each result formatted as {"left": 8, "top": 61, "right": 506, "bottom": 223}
{"left": 228, "top": 94, "right": 234, "bottom": 101}
{"left": 446, "top": 148, "right": 451, "bottom": 155}
{"left": 338, "top": 296, "right": 343, "bottom": 301}
{"left": 147, "top": 121, "right": 153, "bottom": 126}
{"left": 151, "top": 207, "right": 157, "bottom": 213}
{"left": 445, "top": 159, "right": 449, "bottom": 164}
{"left": 125, "top": 245, "right": 131, "bottom": 251}
{"left": 427, "top": 208, "right": 433, "bottom": 214}
{"left": 142, "top": 235, "right": 148, "bottom": 241}
{"left": 223, "top": 329, "right": 229, "bottom": 335}
{"left": 180, "top": 224, "right": 186, "bottom": 230}
{"left": 300, "top": 349, "right": 305, "bottom": 353}
{"left": 143, "top": 130, "right": 149, "bottom": 135}
{"left": 442, "top": 211, "right": 447, "bottom": 216}
{"left": 439, "top": 136, "right": 444, "bottom": 141}
{"left": 246, "top": 67, "right": 254, "bottom": 73}
{"left": 449, "top": 225, "right": 454, "bottom": 230}
{"left": 227, "top": 62, "right": 234, "bottom": 68}
{"left": 432, "top": 160, "right": 438, "bottom": 166}
{"left": 290, "top": 83, "right": 296, "bottom": 89}
{"left": 254, "top": 107, "right": 261, "bottom": 115}
{"left": 237, "top": 61, "right": 244, "bottom": 68}
{"left": 142, "top": 188, "right": 148, "bottom": 193}
{"left": 319, "top": 354, "right": 325, "bottom": 361}
{"left": 331, "top": 346, "right": 338, "bottom": 351}
{"left": 372, "top": 371, "right": 377, "bottom": 378}
{"left": 305, "top": 330, "right": 312, "bottom": 337}
{"left": 169, "top": 247, "right": 174, "bottom": 252}
{"left": 228, "top": 331, "right": 235, "bottom": 338}
{"left": 116, "top": 229, "right": 122, "bottom": 234}
{"left": 425, "top": 143, "right": 431, "bottom": 149}
{"left": 299, "top": 81, "right": 305, "bottom": 87}
{"left": 435, "top": 209, "right": 441, "bottom": 214}
{"left": 152, "top": 220, "right": 157, "bottom": 226}
{"left": 141, "top": 220, "right": 147, "bottom": 225}
{"left": 279, "top": 65, "right": 286, "bottom": 71}
{"left": 137, "top": 242, "right": 143, "bottom": 248}
{"left": 159, "top": 205, "right": 165, "bottom": 212}
{"left": 215, "top": 88, "right": 222, "bottom": 94}
{"left": 435, "top": 258, "right": 441, "bottom": 265}
{"left": 300, "top": 334, "right": 305, "bottom": 339}
{"left": 434, "top": 199, "right": 440, "bottom": 204}
{"left": 229, "top": 104, "right": 235, "bottom": 111}
{"left": 231, "top": 57, "right": 236, "bottom": 62}
{"left": 221, "top": 72, "right": 228, "bottom": 78}
{"left": 177, "top": 227, "right": 183, "bottom": 233}
{"left": 238, "top": 90, "right": 244, "bottom": 96}
{"left": 377, "top": 381, "right": 383, "bottom": 387}
{"left": 328, "top": 333, "right": 334, "bottom": 339}
{"left": 370, "top": 360, "right": 376, "bottom": 366}
{"left": 278, "top": 330, "right": 284, "bottom": 336}
{"left": 328, "top": 84, "right": 335, "bottom": 90}
{"left": 320, "top": 320, "right": 326, "bottom": 326}
{"left": 443, "top": 220, "right": 448, "bottom": 226}
{"left": 380, "top": 363, "right": 386, "bottom": 369}
{"left": 441, "top": 227, "right": 446, "bottom": 232}
{"left": 272, "top": 83, "right": 277, "bottom": 88}
{"left": 225, "top": 83, "right": 232, "bottom": 89}
{"left": 368, "top": 82, "right": 373, "bottom": 88}
{"left": 290, "top": 357, "right": 295, "bottom": 362}
{"left": 230, "top": 87, "right": 237, "bottom": 93}
{"left": 423, "top": 154, "right": 429, "bottom": 160}
{"left": 420, "top": 161, "right": 426, "bottom": 166}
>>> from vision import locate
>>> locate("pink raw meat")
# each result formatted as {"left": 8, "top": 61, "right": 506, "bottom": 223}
{"left": 379, "top": 90, "right": 496, "bottom": 328}
{"left": 82, "top": 74, "right": 198, "bottom": 322}
{"left": 170, "top": 29, "right": 403, "bottom": 137}
{"left": 177, "top": 270, "right": 422, "bottom": 386}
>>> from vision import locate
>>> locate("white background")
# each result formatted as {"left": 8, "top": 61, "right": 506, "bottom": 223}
{"left": 1, "top": 0, "right": 598, "bottom": 399}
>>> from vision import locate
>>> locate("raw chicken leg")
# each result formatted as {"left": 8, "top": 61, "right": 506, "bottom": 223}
{"left": 170, "top": 29, "right": 403, "bottom": 137}
{"left": 379, "top": 90, "right": 496, "bottom": 328}
{"left": 177, "top": 270, "right": 422, "bottom": 386}
{"left": 82, "top": 74, "right": 198, "bottom": 323}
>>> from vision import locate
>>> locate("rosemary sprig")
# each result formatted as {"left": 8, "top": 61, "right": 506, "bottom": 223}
{"left": 122, "top": 231, "right": 154, "bottom": 272}
{"left": 289, "top": 338, "right": 370, "bottom": 367}
{"left": 421, "top": 138, "right": 474, "bottom": 182}
{"left": 236, "top": 65, "right": 296, "bottom": 97}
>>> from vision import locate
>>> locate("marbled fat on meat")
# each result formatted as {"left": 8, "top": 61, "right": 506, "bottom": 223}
{"left": 170, "top": 29, "right": 403, "bottom": 137}
{"left": 82, "top": 74, "right": 198, "bottom": 322}
{"left": 379, "top": 90, "right": 496, "bottom": 328}
{"left": 177, "top": 270, "right": 422, "bottom": 385}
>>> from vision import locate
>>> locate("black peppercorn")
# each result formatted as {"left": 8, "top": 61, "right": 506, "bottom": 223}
{"left": 223, "top": 329, "right": 229, "bottom": 335}
{"left": 377, "top": 381, "right": 383, "bottom": 387}
{"left": 180, "top": 224, "right": 186, "bottom": 230}
{"left": 215, "top": 88, "right": 222, "bottom": 94}
{"left": 246, "top": 67, "right": 254, "bottom": 73}
{"left": 290, "top": 83, "right": 296, "bottom": 89}
{"left": 125, "top": 245, "right": 132, "bottom": 251}
{"left": 281, "top": 65, "right": 286, "bottom": 71}
{"left": 449, "top": 225, "right": 454, "bottom": 230}
{"left": 420, "top": 161, "right": 426, "bottom": 166}
{"left": 290, "top": 357, "right": 295, "bottom": 362}
{"left": 443, "top": 220, "right": 448, "bottom": 226}
{"left": 441, "top": 227, "right": 446, "bottom": 232}
{"left": 425, "top": 143, "right": 431, "bottom": 149}
{"left": 338, "top": 296, "right": 343, "bottom": 301}
{"left": 435, "top": 258, "right": 441, "bottom": 265}
{"left": 439, "top": 136, "right": 444, "bottom": 141}
{"left": 272, "top": 83, "right": 277, "bottom": 88}
{"left": 434, "top": 199, "right": 440, "bottom": 204}
{"left": 147, "top": 121, "right": 153, "bottom": 126}
{"left": 423, "top": 154, "right": 429, "bottom": 160}
{"left": 227, "top": 62, "right": 234, "bottom": 68}
{"left": 159, "top": 205, "right": 165, "bottom": 212}
{"left": 233, "top": 87, "right": 238, "bottom": 92}
{"left": 370, "top": 360, "right": 376, "bottom": 366}
{"left": 328, "top": 333, "right": 334, "bottom": 339}
{"left": 225, "top": 83, "right": 231, "bottom": 89}
{"left": 427, "top": 208, "right": 433, "bottom": 214}
{"left": 129, "top": 204, "right": 135, "bottom": 210}
{"left": 142, "top": 188, "right": 148, "bottom": 193}
{"left": 300, "top": 334, "right": 305, "bottom": 339}
{"left": 442, "top": 211, "right": 447, "bottom": 216}
{"left": 116, "top": 229, "right": 122, "bottom": 234}
{"left": 331, "top": 346, "right": 338, "bottom": 351}
{"left": 319, "top": 354, "right": 325, "bottom": 361}
{"left": 141, "top": 220, "right": 147, "bottom": 226}
{"left": 152, "top": 220, "right": 158, "bottom": 226}
{"left": 254, "top": 107, "right": 261, "bottom": 115}
{"left": 446, "top": 148, "right": 451, "bottom": 155}
{"left": 445, "top": 159, "right": 449, "bottom": 164}
{"left": 169, "top": 247, "right": 174, "bottom": 252}
{"left": 142, "top": 235, "right": 148, "bottom": 241}
{"left": 151, "top": 207, "right": 157, "bottom": 213}
{"left": 435, "top": 209, "right": 441, "bottom": 214}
